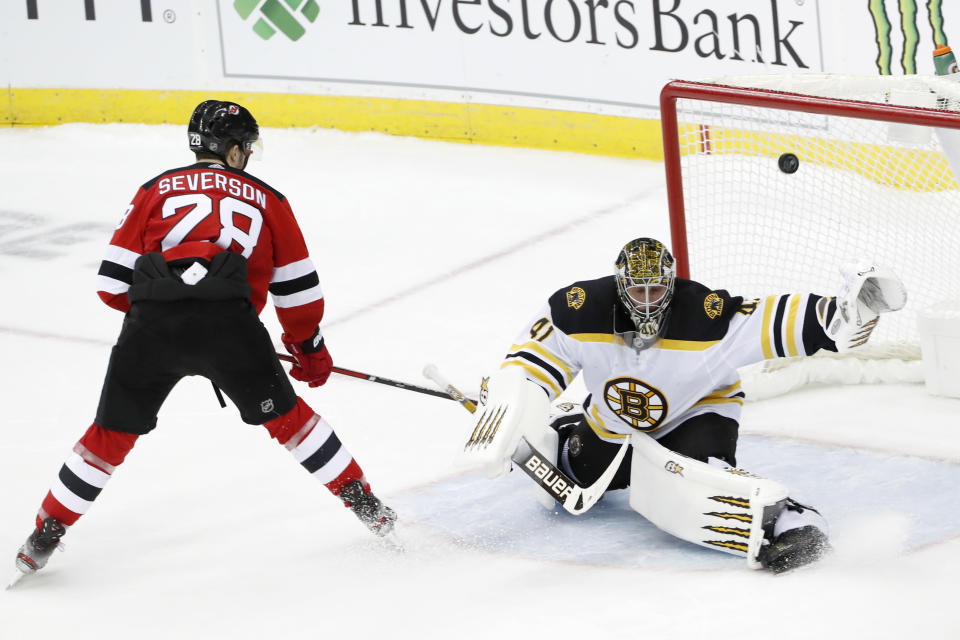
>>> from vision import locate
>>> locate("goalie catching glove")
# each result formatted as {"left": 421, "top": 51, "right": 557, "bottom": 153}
{"left": 823, "top": 262, "right": 907, "bottom": 351}
{"left": 282, "top": 326, "right": 333, "bottom": 387}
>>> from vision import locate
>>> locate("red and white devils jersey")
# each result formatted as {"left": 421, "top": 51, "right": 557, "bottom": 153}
{"left": 96, "top": 162, "right": 323, "bottom": 341}
{"left": 503, "top": 276, "right": 837, "bottom": 443}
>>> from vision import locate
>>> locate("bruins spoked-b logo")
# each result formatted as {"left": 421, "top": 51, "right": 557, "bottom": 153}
{"left": 566, "top": 286, "right": 586, "bottom": 309}
{"left": 603, "top": 377, "right": 668, "bottom": 432}
{"left": 704, "top": 292, "right": 724, "bottom": 319}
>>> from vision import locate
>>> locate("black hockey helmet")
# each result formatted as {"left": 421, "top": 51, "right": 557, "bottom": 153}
{"left": 615, "top": 237, "right": 676, "bottom": 345}
{"left": 187, "top": 100, "right": 260, "bottom": 162}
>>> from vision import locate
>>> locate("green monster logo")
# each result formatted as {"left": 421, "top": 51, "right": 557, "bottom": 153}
{"left": 868, "top": 0, "right": 948, "bottom": 74}
{"left": 234, "top": 0, "right": 319, "bottom": 41}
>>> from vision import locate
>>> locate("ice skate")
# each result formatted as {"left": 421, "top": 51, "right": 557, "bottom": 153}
{"left": 759, "top": 525, "right": 831, "bottom": 574}
{"left": 340, "top": 480, "right": 397, "bottom": 538}
{"left": 759, "top": 500, "right": 831, "bottom": 573}
{"left": 14, "top": 518, "right": 66, "bottom": 577}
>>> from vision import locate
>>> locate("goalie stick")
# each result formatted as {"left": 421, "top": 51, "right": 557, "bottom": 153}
{"left": 422, "top": 364, "right": 630, "bottom": 515}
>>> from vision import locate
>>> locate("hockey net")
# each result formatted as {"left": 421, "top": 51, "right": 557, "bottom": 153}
{"left": 660, "top": 74, "right": 960, "bottom": 399}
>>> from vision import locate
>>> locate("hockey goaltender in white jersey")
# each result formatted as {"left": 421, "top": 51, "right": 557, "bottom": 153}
{"left": 455, "top": 237, "right": 907, "bottom": 573}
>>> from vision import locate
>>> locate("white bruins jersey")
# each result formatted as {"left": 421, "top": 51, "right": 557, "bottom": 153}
{"left": 503, "top": 276, "right": 837, "bottom": 443}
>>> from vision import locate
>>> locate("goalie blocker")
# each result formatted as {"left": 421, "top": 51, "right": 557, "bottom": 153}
{"left": 454, "top": 367, "right": 629, "bottom": 514}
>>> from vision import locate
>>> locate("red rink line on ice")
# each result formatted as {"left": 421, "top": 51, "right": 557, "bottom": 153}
{"left": 323, "top": 191, "right": 650, "bottom": 328}
{"left": 8, "top": 320, "right": 955, "bottom": 466}
{"left": 741, "top": 431, "right": 960, "bottom": 465}
{"left": 0, "top": 325, "right": 111, "bottom": 347}
{"left": 0, "top": 190, "right": 648, "bottom": 342}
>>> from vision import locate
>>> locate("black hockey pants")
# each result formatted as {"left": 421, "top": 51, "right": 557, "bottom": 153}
{"left": 94, "top": 252, "right": 297, "bottom": 435}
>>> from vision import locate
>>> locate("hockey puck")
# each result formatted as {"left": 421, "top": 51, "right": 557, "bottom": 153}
{"left": 778, "top": 153, "right": 799, "bottom": 174}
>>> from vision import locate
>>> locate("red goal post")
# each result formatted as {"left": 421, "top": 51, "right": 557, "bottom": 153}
{"left": 658, "top": 75, "right": 960, "bottom": 393}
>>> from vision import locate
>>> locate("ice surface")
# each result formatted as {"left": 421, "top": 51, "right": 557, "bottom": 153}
{"left": 0, "top": 125, "right": 957, "bottom": 639}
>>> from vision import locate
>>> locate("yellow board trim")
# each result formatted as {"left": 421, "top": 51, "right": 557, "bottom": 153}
{"left": 785, "top": 294, "right": 802, "bottom": 357}
{"left": 510, "top": 341, "right": 574, "bottom": 383}
{"left": 501, "top": 359, "right": 562, "bottom": 398}
{"left": 760, "top": 295, "right": 777, "bottom": 359}
{"left": 2, "top": 88, "right": 665, "bottom": 160}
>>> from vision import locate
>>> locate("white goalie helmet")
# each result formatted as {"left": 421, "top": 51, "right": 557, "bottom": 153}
{"left": 615, "top": 237, "right": 676, "bottom": 344}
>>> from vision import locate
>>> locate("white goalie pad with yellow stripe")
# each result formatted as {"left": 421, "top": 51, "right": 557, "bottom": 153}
{"left": 456, "top": 366, "right": 552, "bottom": 479}
{"left": 628, "top": 433, "right": 788, "bottom": 569}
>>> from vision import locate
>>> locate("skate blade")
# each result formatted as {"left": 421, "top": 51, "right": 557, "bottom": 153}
{"left": 6, "top": 569, "right": 29, "bottom": 590}
{"left": 378, "top": 530, "right": 405, "bottom": 553}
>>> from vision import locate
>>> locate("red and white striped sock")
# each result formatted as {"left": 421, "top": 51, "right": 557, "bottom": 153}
{"left": 264, "top": 398, "right": 368, "bottom": 497}
{"left": 36, "top": 423, "right": 139, "bottom": 530}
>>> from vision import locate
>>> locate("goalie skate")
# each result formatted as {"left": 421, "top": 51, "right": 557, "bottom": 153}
{"left": 759, "top": 525, "right": 831, "bottom": 574}
{"left": 758, "top": 500, "right": 831, "bottom": 573}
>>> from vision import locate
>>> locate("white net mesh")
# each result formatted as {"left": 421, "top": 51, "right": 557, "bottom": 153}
{"left": 666, "top": 74, "right": 960, "bottom": 397}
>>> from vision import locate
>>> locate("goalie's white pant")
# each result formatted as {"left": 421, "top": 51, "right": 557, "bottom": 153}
{"left": 627, "top": 433, "right": 825, "bottom": 569}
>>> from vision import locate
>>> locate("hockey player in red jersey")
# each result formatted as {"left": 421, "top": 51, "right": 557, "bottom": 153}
{"left": 13, "top": 100, "right": 396, "bottom": 578}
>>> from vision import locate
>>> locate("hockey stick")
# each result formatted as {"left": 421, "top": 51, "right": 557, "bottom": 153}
{"left": 512, "top": 435, "right": 630, "bottom": 515}
{"left": 277, "top": 353, "right": 458, "bottom": 401}
{"left": 422, "top": 363, "right": 630, "bottom": 515}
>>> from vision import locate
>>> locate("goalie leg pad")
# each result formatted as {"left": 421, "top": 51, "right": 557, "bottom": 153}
{"left": 627, "top": 433, "right": 788, "bottom": 569}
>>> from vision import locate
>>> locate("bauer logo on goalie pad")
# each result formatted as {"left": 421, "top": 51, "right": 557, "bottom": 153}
{"left": 479, "top": 377, "right": 490, "bottom": 405}
{"left": 603, "top": 377, "right": 668, "bottom": 432}
{"left": 703, "top": 293, "right": 724, "bottom": 319}
{"left": 566, "top": 286, "right": 586, "bottom": 309}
